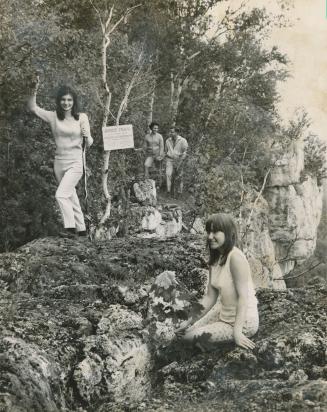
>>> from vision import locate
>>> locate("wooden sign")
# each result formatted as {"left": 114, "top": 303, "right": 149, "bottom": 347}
{"left": 102, "top": 124, "right": 134, "bottom": 151}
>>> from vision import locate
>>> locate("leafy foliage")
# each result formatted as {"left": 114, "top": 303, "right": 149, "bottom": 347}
{"left": 0, "top": 0, "right": 324, "bottom": 251}
{"left": 302, "top": 134, "right": 327, "bottom": 186}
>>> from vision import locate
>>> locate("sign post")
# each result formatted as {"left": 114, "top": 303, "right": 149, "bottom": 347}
{"left": 102, "top": 124, "right": 134, "bottom": 151}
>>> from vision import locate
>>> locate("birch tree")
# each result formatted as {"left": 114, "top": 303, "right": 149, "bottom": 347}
{"left": 87, "top": 0, "right": 142, "bottom": 225}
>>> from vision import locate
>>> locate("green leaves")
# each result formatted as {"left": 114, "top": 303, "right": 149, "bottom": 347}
{"left": 302, "top": 133, "right": 327, "bottom": 186}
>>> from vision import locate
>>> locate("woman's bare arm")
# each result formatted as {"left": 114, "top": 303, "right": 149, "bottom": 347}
{"left": 27, "top": 76, "right": 53, "bottom": 123}
{"left": 80, "top": 113, "right": 93, "bottom": 147}
{"left": 230, "top": 253, "right": 255, "bottom": 350}
{"left": 27, "top": 76, "right": 39, "bottom": 113}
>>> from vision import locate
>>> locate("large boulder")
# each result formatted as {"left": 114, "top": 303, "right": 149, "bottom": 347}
{"left": 133, "top": 179, "right": 157, "bottom": 206}
{"left": 73, "top": 305, "right": 152, "bottom": 405}
{"left": 0, "top": 337, "right": 65, "bottom": 412}
{"left": 92, "top": 179, "right": 183, "bottom": 240}
{"left": 155, "top": 205, "right": 183, "bottom": 238}
{"left": 137, "top": 204, "right": 183, "bottom": 239}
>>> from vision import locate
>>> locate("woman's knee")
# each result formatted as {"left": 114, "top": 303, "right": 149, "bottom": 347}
{"left": 245, "top": 323, "right": 259, "bottom": 338}
{"left": 182, "top": 329, "right": 197, "bottom": 342}
{"left": 244, "top": 316, "right": 259, "bottom": 338}
{"left": 55, "top": 188, "right": 66, "bottom": 199}
{"left": 55, "top": 187, "right": 71, "bottom": 200}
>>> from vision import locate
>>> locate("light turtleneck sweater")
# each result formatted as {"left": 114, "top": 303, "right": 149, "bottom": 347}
{"left": 34, "top": 106, "right": 93, "bottom": 160}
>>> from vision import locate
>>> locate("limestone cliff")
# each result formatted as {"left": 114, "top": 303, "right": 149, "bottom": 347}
{"left": 265, "top": 139, "right": 323, "bottom": 277}
{"left": 192, "top": 138, "right": 323, "bottom": 290}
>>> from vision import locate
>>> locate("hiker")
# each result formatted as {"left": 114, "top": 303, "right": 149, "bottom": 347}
{"left": 142, "top": 122, "right": 164, "bottom": 179}
{"left": 176, "top": 213, "right": 259, "bottom": 351}
{"left": 27, "top": 76, "right": 93, "bottom": 238}
{"left": 165, "top": 126, "right": 188, "bottom": 195}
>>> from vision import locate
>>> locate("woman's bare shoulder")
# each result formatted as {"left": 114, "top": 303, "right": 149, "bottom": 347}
{"left": 230, "top": 248, "right": 248, "bottom": 268}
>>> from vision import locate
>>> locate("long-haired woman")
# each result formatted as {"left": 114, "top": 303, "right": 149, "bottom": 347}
{"left": 27, "top": 77, "right": 93, "bottom": 237}
{"left": 176, "top": 213, "right": 259, "bottom": 351}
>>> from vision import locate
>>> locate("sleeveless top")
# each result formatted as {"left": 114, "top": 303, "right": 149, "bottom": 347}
{"left": 210, "top": 247, "right": 258, "bottom": 324}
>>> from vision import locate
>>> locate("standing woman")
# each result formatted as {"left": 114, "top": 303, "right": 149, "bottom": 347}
{"left": 176, "top": 213, "right": 259, "bottom": 351}
{"left": 27, "top": 77, "right": 93, "bottom": 237}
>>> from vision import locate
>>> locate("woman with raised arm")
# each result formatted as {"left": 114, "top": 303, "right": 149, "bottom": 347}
{"left": 27, "top": 76, "right": 93, "bottom": 238}
{"left": 176, "top": 213, "right": 259, "bottom": 351}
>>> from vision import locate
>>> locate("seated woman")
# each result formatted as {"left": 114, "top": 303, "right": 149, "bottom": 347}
{"left": 176, "top": 213, "right": 259, "bottom": 351}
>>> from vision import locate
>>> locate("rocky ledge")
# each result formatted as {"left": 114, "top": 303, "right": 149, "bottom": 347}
{"left": 0, "top": 236, "right": 326, "bottom": 411}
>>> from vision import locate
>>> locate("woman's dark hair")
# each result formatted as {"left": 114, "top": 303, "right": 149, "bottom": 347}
{"left": 170, "top": 126, "right": 180, "bottom": 133}
{"left": 55, "top": 85, "right": 79, "bottom": 120}
{"left": 149, "top": 122, "right": 159, "bottom": 130}
{"left": 206, "top": 213, "right": 238, "bottom": 266}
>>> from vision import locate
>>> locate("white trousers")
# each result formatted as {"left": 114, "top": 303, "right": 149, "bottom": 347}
{"left": 54, "top": 159, "right": 86, "bottom": 231}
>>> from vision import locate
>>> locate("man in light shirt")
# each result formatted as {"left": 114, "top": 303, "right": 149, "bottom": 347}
{"left": 165, "top": 126, "right": 188, "bottom": 195}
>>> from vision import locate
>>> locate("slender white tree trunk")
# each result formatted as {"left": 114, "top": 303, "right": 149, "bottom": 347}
{"left": 147, "top": 88, "right": 155, "bottom": 126}
{"left": 100, "top": 34, "right": 112, "bottom": 224}
{"left": 89, "top": 2, "right": 140, "bottom": 226}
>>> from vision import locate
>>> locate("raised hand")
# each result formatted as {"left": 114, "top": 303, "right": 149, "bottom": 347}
{"left": 31, "top": 72, "right": 40, "bottom": 91}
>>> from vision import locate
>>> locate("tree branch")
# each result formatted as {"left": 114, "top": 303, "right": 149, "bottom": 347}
{"left": 105, "top": 5, "right": 114, "bottom": 30}
{"left": 89, "top": 0, "right": 105, "bottom": 32}
{"left": 274, "top": 261, "right": 323, "bottom": 281}
{"left": 244, "top": 167, "right": 271, "bottom": 232}
{"left": 116, "top": 50, "right": 144, "bottom": 124}
{"left": 108, "top": 4, "right": 141, "bottom": 35}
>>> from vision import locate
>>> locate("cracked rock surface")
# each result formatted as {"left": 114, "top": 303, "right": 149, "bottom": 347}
{"left": 0, "top": 236, "right": 326, "bottom": 411}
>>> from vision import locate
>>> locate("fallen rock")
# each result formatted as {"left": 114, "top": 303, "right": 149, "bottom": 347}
{"left": 133, "top": 179, "right": 157, "bottom": 206}
{"left": 73, "top": 305, "right": 152, "bottom": 405}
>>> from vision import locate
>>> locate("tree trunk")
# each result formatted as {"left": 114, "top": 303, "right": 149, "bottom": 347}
{"left": 147, "top": 88, "right": 155, "bottom": 126}
{"left": 100, "top": 35, "right": 112, "bottom": 225}
{"left": 170, "top": 76, "right": 187, "bottom": 126}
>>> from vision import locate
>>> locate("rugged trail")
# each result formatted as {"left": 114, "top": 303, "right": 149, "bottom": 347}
{"left": 0, "top": 233, "right": 326, "bottom": 411}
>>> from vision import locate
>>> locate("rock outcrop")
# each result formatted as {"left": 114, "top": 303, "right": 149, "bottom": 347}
{"left": 145, "top": 285, "right": 327, "bottom": 412}
{"left": 0, "top": 236, "right": 325, "bottom": 411}
{"left": 73, "top": 305, "right": 152, "bottom": 405}
{"left": 189, "top": 138, "right": 323, "bottom": 289}
{"left": 266, "top": 139, "right": 323, "bottom": 276}
{"left": 133, "top": 179, "right": 157, "bottom": 206}
{"left": 240, "top": 193, "right": 285, "bottom": 290}
{"left": 0, "top": 236, "right": 204, "bottom": 412}
{"left": 189, "top": 196, "right": 286, "bottom": 290}
{"left": 92, "top": 179, "right": 183, "bottom": 240}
